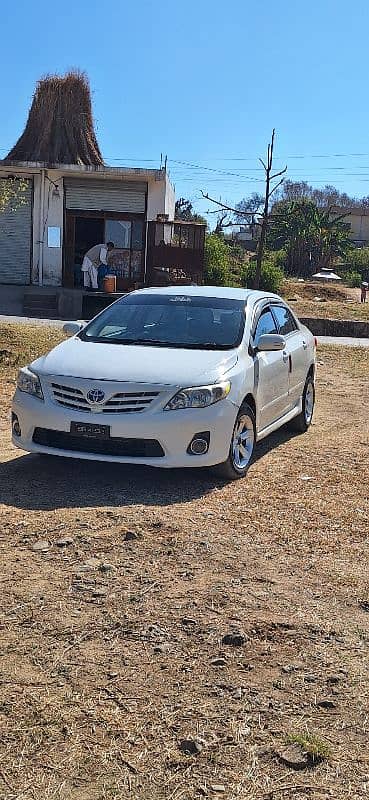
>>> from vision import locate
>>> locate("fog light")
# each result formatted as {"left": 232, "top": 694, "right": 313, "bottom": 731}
{"left": 187, "top": 432, "right": 210, "bottom": 455}
{"left": 12, "top": 413, "right": 21, "bottom": 437}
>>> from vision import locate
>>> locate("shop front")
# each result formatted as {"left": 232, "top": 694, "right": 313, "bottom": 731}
{"left": 63, "top": 178, "right": 148, "bottom": 291}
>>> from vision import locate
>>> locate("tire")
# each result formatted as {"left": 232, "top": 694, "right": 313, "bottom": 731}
{"left": 213, "top": 402, "right": 256, "bottom": 481}
{"left": 289, "top": 374, "right": 315, "bottom": 433}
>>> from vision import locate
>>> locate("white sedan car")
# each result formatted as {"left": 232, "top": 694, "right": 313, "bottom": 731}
{"left": 12, "top": 286, "right": 316, "bottom": 480}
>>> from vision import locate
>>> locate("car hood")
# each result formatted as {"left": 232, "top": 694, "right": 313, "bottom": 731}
{"left": 31, "top": 337, "right": 239, "bottom": 386}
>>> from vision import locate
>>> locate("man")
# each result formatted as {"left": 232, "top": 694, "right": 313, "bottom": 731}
{"left": 81, "top": 242, "right": 115, "bottom": 290}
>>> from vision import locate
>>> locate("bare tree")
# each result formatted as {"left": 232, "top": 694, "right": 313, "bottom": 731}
{"left": 254, "top": 130, "right": 287, "bottom": 288}
{"left": 214, "top": 211, "right": 234, "bottom": 235}
{"left": 202, "top": 130, "right": 287, "bottom": 288}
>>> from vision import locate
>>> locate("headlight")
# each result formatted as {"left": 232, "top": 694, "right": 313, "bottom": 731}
{"left": 165, "top": 381, "right": 231, "bottom": 411}
{"left": 17, "top": 368, "right": 44, "bottom": 400}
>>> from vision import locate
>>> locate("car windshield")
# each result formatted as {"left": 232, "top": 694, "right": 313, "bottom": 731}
{"left": 80, "top": 294, "right": 246, "bottom": 350}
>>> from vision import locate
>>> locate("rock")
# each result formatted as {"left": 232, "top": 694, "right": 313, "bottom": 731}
{"left": 181, "top": 617, "right": 197, "bottom": 626}
{"left": 210, "top": 785, "right": 226, "bottom": 793}
{"left": 92, "top": 587, "right": 108, "bottom": 598}
{"left": 222, "top": 633, "right": 247, "bottom": 647}
{"left": 211, "top": 657, "right": 227, "bottom": 667}
{"left": 153, "top": 643, "right": 171, "bottom": 654}
{"left": 79, "top": 558, "right": 101, "bottom": 571}
{"left": 31, "top": 540, "right": 50, "bottom": 552}
{"left": 179, "top": 738, "right": 203, "bottom": 755}
{"left": 107, "top": 671, "right": 118, "bottom": 679}
{"left": 317, "top": 698, "right": 336, "bottom": 709}
{"left": 327, "top": 674, "right": 340, "bottom": 685}
{"left": 99, "top": 563, "right": 115, "bottom": 573}
{"left": 124, "top": 530, "right": 143, "bottom": 541}
{"left": 56, "top": 537, "right": 74, "bottom": 547}
{"left": 359, "top": 600, "right": 369, "bottom": 612}
{"left": 281, "top": 664, "right": 296, "bottom": 674}
{"left": 277, "top": 744, "right": 310, "bottom": 770}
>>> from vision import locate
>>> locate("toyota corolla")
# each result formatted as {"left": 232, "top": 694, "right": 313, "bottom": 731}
{"left": 12, "top": 286, "right": 316, "bottom": 480}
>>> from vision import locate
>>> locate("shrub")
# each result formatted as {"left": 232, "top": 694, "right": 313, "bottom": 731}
{"left": 241, "top": 258, "right": 284, "bottom": 293}
{"left": 204, "top": 233, "right": 230, "bottom": 286}
{"left": 346, "top": 246, "right": 369, "bottom": 274}
{"left": 344, "top": 270, "right": 362, "bottom": 288}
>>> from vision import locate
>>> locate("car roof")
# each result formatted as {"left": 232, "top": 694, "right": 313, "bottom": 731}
{"left": 132, "top": 285, "right": 281, "bottom": 304}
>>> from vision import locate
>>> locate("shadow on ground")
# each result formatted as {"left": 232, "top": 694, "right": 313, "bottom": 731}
{"left": 0, "top": 427, "right": 297, "bottom": 512}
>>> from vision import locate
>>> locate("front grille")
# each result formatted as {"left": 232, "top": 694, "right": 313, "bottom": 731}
{"left": 32, "top": 428, "right": 165, "bottom": 458}
{"left": 51, "top": 383, "right": 160, "bottom": 414}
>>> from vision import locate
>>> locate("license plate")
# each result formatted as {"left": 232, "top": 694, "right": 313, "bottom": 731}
{"left": 70, "top": 422, "right": 110, "bottom": 439}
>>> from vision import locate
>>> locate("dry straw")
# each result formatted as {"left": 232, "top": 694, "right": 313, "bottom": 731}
{"left": 4, "top": 70, "right": 104, "bottom": 166}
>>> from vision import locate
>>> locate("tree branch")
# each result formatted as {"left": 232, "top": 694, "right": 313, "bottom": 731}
{"left": 269, "top": 178, "right": 286, "bottom": 198}
{"left": 270, "top": 165, "right": 288, "bottom": 180}
{"left": 201, "top": 191, "right": 259, "bottom": 218}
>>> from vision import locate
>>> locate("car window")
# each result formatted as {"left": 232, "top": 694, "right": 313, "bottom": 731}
{"left": 253, "top": 308, "right": 277, "bottom": 345}
{"left": 271, "top": 305, "right": 298, "bottom": 335}
{"left": 81, "top": 294, "right": 247, "bottom": 350}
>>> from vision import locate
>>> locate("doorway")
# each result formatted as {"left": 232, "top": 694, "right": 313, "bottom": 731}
{"left": 73, "top": 217, "right": 105, "bottom": 287}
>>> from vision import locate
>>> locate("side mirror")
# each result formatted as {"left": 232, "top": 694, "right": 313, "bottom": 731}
{"left": 63, "top": 321, "right": 83, "bottom": 337}
{"left": 256, "top": 333, "right": 286, "bottom": 352}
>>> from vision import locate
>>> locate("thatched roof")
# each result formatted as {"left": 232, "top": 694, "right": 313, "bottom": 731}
{"left": 3, "top": 71, "right": 104, "bottom": 167}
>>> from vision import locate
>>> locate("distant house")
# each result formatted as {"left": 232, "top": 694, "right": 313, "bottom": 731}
{"left": 330, "top": 205, "right": 369, "bottom": 246}
{"left": 233, "top": 223, "right": 259, "bottom": 251}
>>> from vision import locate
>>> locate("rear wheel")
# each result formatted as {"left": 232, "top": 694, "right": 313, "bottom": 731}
{"left": 289, "top": 374, "right": 315, "bottom": 433}
{"left": 213, "top": 403, "right": 255, "bottom": 480}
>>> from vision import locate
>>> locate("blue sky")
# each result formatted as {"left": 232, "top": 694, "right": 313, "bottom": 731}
{"left": 2, "top": 0, "right": 369, "bottom": 220}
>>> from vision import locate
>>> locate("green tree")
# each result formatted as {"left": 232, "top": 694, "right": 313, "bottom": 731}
{"left": 204, "top": 233, "right": 230, "bottom": 285}
{"left": 346, "top": 246, "right": 369, "bottom": 275}
{"left": 175, "top": 197, "right": 207, "bottom": 225}
{"left": 0, "top": 178, "right": 28, "bottom": 215}
{"left": 269, "top": 199, "right": 352, "bottom": 276}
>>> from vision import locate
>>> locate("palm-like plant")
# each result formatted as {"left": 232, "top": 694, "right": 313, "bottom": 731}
{"left": 269, "top": 200, "right": 351, "bottom": 276}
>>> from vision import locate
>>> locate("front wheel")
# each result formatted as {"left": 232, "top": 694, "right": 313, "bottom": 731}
{"left": 289, "top": 374, "right": 315, "bottom": 433}
{"left": 213, "top": 403, "right": 256, "bottom": 481}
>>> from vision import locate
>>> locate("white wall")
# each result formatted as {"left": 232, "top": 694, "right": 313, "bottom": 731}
{"left": 147, "top": 173, "right": 175, "bottom": 221}
{"left": 31, "top": 170, "right": 64, "bottom": 286}
{"left": 0, "top": 165, "right": 176, "bottom": 287}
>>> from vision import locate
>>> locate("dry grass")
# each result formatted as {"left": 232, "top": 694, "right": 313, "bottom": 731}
{"left": 283, "top": 279, "right": 369, "bottom": 321}
{"left": 4, "top": 71, "right": 103, "bottom": 166}
{"left": 0, "top": 325, "right": 368, "bottom": 799}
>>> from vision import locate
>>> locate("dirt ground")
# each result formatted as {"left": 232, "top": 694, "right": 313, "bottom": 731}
{"left": 0, "top": 325, "right": 369, "bottom": 799}
{"left": 282, "top": 280, "right": 369, "bottom": 322}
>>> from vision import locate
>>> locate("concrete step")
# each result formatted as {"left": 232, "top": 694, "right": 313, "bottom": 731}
{"left": 23, "top": 291, "right": 58, "bottom": 317}
{"left": 23, "top": 306, "right": 59, "bottom": 318}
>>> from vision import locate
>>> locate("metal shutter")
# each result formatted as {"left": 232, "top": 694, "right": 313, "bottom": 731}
{"left": 64, "top": 179, "right": 147, "bottom": 213}
{"left": 0, "top": 179, "right": 32, "bottom": 284}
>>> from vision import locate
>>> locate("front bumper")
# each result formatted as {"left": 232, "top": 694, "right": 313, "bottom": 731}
{"left": 12, "top": 390, "right": 238, "bottom": 468}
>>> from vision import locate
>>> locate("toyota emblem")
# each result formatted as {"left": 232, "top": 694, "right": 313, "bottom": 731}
{"left": 86, "top": 388, "right": 105, "bottom": 404}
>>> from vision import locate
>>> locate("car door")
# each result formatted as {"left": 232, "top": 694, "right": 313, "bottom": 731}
{"left": 270, "top": 304, "right": 307, "bottom": 408}
{"left": 252, "top": 306, "right": 290, "bottom": 431}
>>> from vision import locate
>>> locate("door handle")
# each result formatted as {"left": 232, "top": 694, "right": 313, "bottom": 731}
{"left": 282, "top": 351, "right": 289, "bottom": 363}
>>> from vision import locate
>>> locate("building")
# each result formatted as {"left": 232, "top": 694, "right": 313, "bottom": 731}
{"left": 0, "top": 72, "right": 205, "bottom": 318}
{"left": 330, "top": 205, "right": 369, "bottom": 246}
{"left": 0, "top": 162, "right": 174, "bottom": 312}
